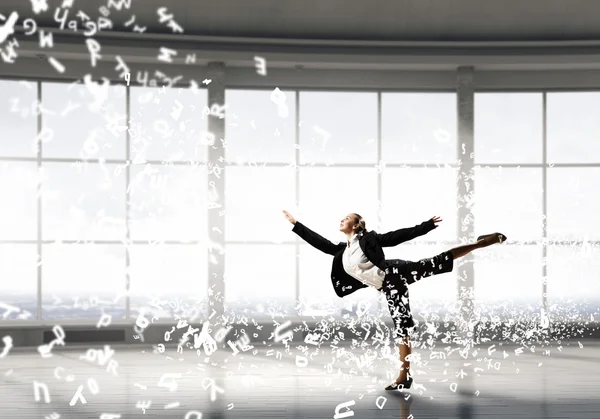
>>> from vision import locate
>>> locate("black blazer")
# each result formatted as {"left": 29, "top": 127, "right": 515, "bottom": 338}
{"left": 292, "top": 219, "right": 437, "bottom": 298}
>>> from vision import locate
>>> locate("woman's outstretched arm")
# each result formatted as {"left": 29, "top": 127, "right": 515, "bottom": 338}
{"left": 376, "top": 216, "right": 442, "bottom": 247}
{"left": 283, "top": 210, "right": 343, "bottom": 256}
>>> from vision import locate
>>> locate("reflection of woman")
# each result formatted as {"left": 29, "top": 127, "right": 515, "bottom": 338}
{"left": 283, "top": 210, "right": 506, "bottom": 390}
{"left": 391, "top": 391, "right": 414, "bottom": 418}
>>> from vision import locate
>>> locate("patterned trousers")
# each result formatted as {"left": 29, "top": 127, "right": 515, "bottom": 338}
{"left": 379, "top": 250, "right": 454, "bottom": 341}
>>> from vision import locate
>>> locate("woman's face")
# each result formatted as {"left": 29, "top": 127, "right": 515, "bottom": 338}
{"left": 339, "top": 214, "right": 356, "bottom": 234}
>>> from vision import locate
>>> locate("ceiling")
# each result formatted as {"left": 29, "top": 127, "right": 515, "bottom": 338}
{"left": 2, "top": 0, "right": 600, "bottom": 42}
{"left": 4, "top": 0, "right": 600, "bottom": 74}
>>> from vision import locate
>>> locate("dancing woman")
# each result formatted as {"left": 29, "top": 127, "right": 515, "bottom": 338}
{"left": 282, "top": 210, "right": 506, "bottom": 390}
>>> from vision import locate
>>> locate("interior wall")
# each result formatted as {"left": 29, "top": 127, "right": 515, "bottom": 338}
{"left": 2, "top": 35, "right": 600, "bottom": 345}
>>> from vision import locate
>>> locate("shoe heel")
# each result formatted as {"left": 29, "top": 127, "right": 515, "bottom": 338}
{"left": 384, "top": 376, "right": 414, "bottom": 391}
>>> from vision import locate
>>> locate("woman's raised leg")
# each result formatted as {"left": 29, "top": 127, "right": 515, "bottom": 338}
{"left": 449, "top": 232, "right": 507, "bottom": 260}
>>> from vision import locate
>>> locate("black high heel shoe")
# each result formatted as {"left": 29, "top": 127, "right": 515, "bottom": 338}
{"left": 385, "top": 376, "right": 413, "bottom": 391}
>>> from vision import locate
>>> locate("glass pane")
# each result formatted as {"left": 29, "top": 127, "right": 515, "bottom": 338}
{"left": 41, "top": 81, "right": 126, "bottom": 159}
{"left": 474, "top": 244, "right": 542, "bottom": 319}
{"left": 381, "top": 167, "right": 458, "bottom": 242}
{"left": 473, "top": 245, "right": 542, "bottom": 322}
{"left": 382, "top": 93, "right": 457, "bottom": 164}
{"left": 299, "top": 92, "right": 377, "bottom": 164}
{"left": 129, "top": 244, "right": 208, "bottom": 320}
{"left": 547, "top": 92, "right": 600, "bottom": 164}
{"left": 0, "top": 162, "right": 37, "bottom": 240}
{"left": 474, "top": 93, "right": 543, "bottom": 164}
{"left": 130, "top": 86, "right": 207, "bottom": 162}
{"left": 225, "top": 244, "right": 295, "bottom": 316}
{"left": 298, "top": 167, "right": 379, "bottom": 239}
{"left": 0, "top": 80, "right": 38, "bottom": 158}
{"left": 225, "top": 166, "right": 296, "bottom": 243}
{"left": 129, "top": 164, "right": 207, "bottom": 241}
{"left": 474, "top": 167, "right": 543, "bottom": 243}
{"left": 225, "top": 89, "right": 296, "bottom": 163}
{"left": 547, "top": 244, "right": 600, "bottom": 322}
{"left": 0, "top": 244, "right": 37, "bottom": 321}
{"left": 41, "top": 244, "right": 126, "bottom": 320}
{"left": 41, "top": 162, "right": 126, "bottom": 241}
{"left": 547, "top": 168, "right": 600, "bottom": 241}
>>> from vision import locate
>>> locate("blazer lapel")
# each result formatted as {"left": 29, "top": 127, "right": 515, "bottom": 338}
{"left": 358, "top": 231, "right": 386, "bottom": 271}
{"left": 358, "top": 231, "right": 368, "bottom": 252}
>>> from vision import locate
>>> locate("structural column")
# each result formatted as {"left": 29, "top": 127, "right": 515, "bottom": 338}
{"left": 206, "top": 62, "right": 226, "bottom": 322}
{"left": 456, "top": 66, "right": 476, "bottom": 350}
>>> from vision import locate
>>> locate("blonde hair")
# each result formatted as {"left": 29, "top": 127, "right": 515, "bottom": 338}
{"left": 351, "top": 213, "right": 367, "bottom": 233}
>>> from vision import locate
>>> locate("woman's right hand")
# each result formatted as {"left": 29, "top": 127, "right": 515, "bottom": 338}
{"left": 282, "top": 210, "right": 296, "bottom": 225}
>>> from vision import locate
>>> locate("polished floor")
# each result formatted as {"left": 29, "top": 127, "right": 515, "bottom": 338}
{"left": 1, "top": 340, "right": 599, "bottom": 419}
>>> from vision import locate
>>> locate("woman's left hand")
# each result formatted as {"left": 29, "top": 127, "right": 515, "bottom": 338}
{"left": 430, "top": 216, "right": 443, "bottom": 226}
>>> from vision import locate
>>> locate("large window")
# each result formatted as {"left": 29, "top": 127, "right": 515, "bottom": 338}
{"left": 224, "top": 165, "right": 297, "bottom": 316}
{"left": 129, "top": 244, "right": 208, "bottom": 318}
{"left": 295, "top": 91, "right": 379, "bottom": 313}
{"left": 41, "top": 243, "right": 127, "bottom": 320}
{"left": 41, "top": 162, "right": 127, "bottom": 242}
{"left": 295, "top": 92, "right": 458, "bottom": 316}
{"left": 474, "top": 93, "right": 543, "bottom": 164}
{"left": 546, "top": 244, "right": 600, "bottom": 322}
{"left": 225, "top": 244, "right": 296, "bottom": 315}
{"left": 545, "top": 146, "right": 600, "bottom": 322}
{"left": 0, "top": 81, "right": 39, "bottom": 321}
{"left": 381, "top": 93, "right": 458, "bottom": 309}
{"left": 41, "top": 82, "right": 127, "bottom": 160}
{"left": 299, "top": 92, "right": 377, "bottom": 164}
{"left": 0, "top": 162, "right": 37, "bottom": 241}
{"left": 299, "top": 167, "right": 379, "bottom": 238}
{"left": 0, "top": 80, "right": 38, "bottom": 158}
{"left": 2, "top": 77, "right": 599, "bottom": 327}
{"left": 547, "top": 168, "right": 600, "bottom": 242}
{"left": 225, "top": 166, "right": 296, "bottom": 243}
{"left": 130, "top": 86, "right": 207, "bottom": 161}
{"left": 382, "top": 93, "right": 457, "bottom": 164}
{"left": 0, "top": 79, "right": 208, "bottom": 321}
{"left": 545, "top": 96, "right": 600, "bottom": 323}
{"left": 473, "top": 93, "right": 545, "bottom": 320}
{"left": 0, "top": 244, "right": 37, "bottom": 320}
{"left": 473, "top": 245, "right": 543, "bottom": 314}
{"left": 128, "top": 162, "right": 209, "bottom": 318}
{"left": 381, "top": 167, "right": 458, "bottom": 242}
{"left": 225, "top": 89, "right": 296, "bottom": 163}
{"left": 129, "top": 164, "right": 207, "bottom": 241}
{"left": 380, "top": 167, "right": 458, "bottom": 311}
{"left": 547, "top": 92, "right": 600, "bottom": 164}
{"left": 473, "top": 92, "right": 600, "bottom": 325}
{"left": 473, "top": 167, "right": 543, "bottom": 243}
{"left": 223, "top": 90, "right": 299, "bottom": 317}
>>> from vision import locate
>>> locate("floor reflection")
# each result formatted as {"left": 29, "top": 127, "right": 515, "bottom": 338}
{"left": 0, "top": 342, "right": 599, "bottom": 419}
